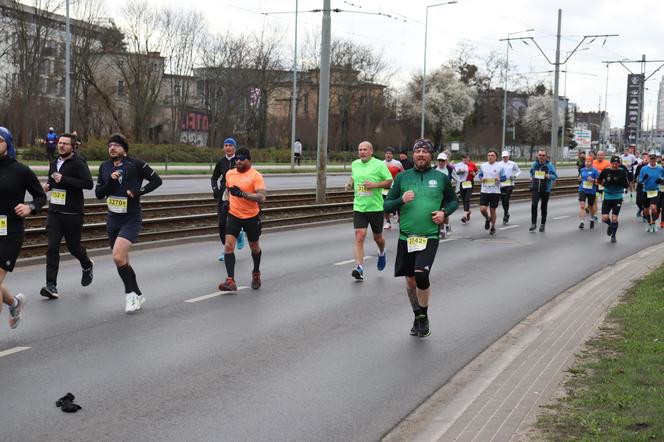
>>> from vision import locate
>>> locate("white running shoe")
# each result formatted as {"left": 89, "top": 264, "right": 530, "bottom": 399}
{"left": 125, "top": 292, "right": 137, "bottom": 313}
{"left": 383, "top": 222, "right": 391, "bottom": 230}
{"left": 134, "top": 295, "right": 146, "bottom": 312}
{"left": 8, "top": 293, "right": 25, "bottom": 329}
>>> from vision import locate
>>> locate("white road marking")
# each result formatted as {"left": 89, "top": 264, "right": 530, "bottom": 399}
{"left": 184, "top": 287, "right": 249, "bottom": 303}
{"left": 0, "top": 346, "right": 31, "bottom": 358}
{"left": 334, "top": 256, "right": 374, "bottom": 266}
{"left": 552, "top": 215, "right": 570, "bottom": 220}
{"left": 498, "top": 224, "right": 520, "bottom": 231}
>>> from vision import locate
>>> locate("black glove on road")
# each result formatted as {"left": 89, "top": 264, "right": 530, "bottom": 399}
{"left": 56, "top": 393, "right": 82, "bottom": 413}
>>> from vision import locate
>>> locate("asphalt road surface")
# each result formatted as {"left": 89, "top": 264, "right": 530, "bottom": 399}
{"left": 0, "top": 194, "right": 652, "bottom": 441}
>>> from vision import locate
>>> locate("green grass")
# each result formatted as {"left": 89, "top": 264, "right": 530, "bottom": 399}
{"left": 535, "top": 264, "right": 664, "bottom": 441}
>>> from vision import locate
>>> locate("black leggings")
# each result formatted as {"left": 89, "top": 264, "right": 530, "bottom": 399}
{"left": 501, "top": 187, "right": 513, "bottom": 214}
{"left": 217, "top": 199, "right": 229, "bottom": 244}
{"left": 460, "top": 188, "right": 472, "bottom": 212}
{"left": 46, "top": 212, "right": 92, "bottom": 285}
{"left": 531, "top": 190, "right": 550, "bottom": 225}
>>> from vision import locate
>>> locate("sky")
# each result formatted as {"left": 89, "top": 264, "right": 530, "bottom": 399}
{"left": 103, "top": 0, "right": 664, "bottom": 130}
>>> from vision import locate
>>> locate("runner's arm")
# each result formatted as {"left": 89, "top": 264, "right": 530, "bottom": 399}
{"left": 139, "top": 162, "right": 162, "bottom": 195}
{"left": 384, "top": 174, "right": 403, "bottom": 213}
{"left": 95, "top": 164, "right": 111, "bottom": 199}
{"left": 241, "top": 188, "right": 266, "bottom": 204}
{"left": 24, "top": 166, "right": 47, "bottom": 214}
{"left": 440, "top": 178, "right": 459, "bottom": 216}
{"left": 59, "top": 160, "right": 93, "bottom": 190}
{"left": 211, "top": 160, "right": 222, "bottom": 192}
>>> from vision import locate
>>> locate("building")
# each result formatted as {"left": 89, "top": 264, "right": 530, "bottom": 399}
{"left": 657, "top": 76, "right": 664, "bottom": 131}
{"left": 573, "top": 110, "right": 610, "bottom": 149}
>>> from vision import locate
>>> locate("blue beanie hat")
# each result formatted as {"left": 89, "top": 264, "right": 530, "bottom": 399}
{"left": 223, "top": 138, "right": 237, "bottom": 147}
{"left": 0, "top": 127, "right": 15, "bottom": 159}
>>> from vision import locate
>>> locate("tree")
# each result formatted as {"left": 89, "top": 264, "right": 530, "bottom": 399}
{"left": 402, "top": 66, "right": 476, "bottom": 148}
{"left": 520, "top": 94, "right": 564, "bottom": 159}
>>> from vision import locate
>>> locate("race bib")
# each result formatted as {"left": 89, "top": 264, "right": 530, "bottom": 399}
{"left": 356, "top": 184, "right": 371, "bottom": 197}
{"left": 582, "top": 180, "right": 594, "bottom": 190}
{"left": 0, "top": 215, "right": 6, "bottom": 236}
{"left": 50, "top": 189, "right": 67, "bottom": 205}
{"left": 534, "top": 171, "right": 546, "bottom": 179}
{"left": 461, "top": 181, "right": 472, "bottom": 189}
{"left": 647, "top": 190, "right": 658, "bottom": 198}
{"left": 406, "top": 236, "right": 428, "bottom": 253}
{"left": 622, "top": 159, "right": 631, "bottom": 167}
{"left": 598, "top": 185, "right": 605, "bottom": 191}
{"left": 503, "top": 179, "right": 513, "bottom": 187}
{"left": 482, "top": 178, "right": 497, "bottom": 186}
{"left": 107, "top": 196, "right": 128, "bottom": 213}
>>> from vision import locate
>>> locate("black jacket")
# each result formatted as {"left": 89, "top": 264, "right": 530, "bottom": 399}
{"left": 47, "top": 153, "right": 93, "bottom": 215}
{"left": 0, "top": 155, "right": 46, "bottom": 235}
{"left": 95, "top": 157, "right": 162, "bottom": 214}
{"left": 211, "top": 155, "right": 237, "bottom": 199}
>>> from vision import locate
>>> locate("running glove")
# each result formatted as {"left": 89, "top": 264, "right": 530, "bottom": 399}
{"left": 229, "top": 185, "right": 245, "bottom": 197}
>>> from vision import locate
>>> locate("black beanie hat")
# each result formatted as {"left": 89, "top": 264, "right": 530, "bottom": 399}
{"left": 236, "top": 147, "right": 251, "bottom": 160}
{"left": 108, "top": 133, "right": 129, "bottom": 153}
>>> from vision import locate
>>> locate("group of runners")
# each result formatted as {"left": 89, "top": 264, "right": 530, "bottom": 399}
{"left": 2, "top": 127, "right": 662, "bottom": 340}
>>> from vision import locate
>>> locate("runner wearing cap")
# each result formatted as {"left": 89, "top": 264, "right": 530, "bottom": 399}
{"left": 95, "top": 133, "right": 162, "bottom": 313}
{"left": 638, "top": 152, "right": 664, "bottom": 233}
{"left": 577, "top": 156, "right": 599, "bottom": 229}
{"left": 383, "top": 147, "right": 404, "bottom": 230}
{"left": 435, "top": 152, "right": 458, "bottom": 237}
{"left": 477, "top": 150, "right": 506, "bottom": 235}
{"left": 0, "top": 127, "right": 47, "bottom": 328}
{"left": 499, "top": 150, "right": 521, "bottom": 224}
{"left": 597, "top": 156, "right": 629, "bottom": 243}
{"left": 384, "top": 138, "right": 458, "bottom": 337}
{"left": 345, "top": 141, "right": 392, "bottom": 280}
{"left": 218, "top": 147, "right": 267, "bottom": 291}
{"left": 211, "top": 137, "right": 246, "bottom": 261}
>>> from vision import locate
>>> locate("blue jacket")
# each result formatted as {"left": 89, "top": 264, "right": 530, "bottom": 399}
{"left": 529, "top": 160, "right": 558, "bottom": 193}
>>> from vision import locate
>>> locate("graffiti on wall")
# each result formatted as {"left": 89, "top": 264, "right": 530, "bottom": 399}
{"left": 180, "top": 111, "right": 209, "bottom": 146}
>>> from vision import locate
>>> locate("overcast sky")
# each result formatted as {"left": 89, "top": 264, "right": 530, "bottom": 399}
{"left": 107, "top": 0, "right": 664, "bottom": 130}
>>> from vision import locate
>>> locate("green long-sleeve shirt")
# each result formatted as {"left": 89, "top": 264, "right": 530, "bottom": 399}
{"left": 385, "top": 166, "right": 459, "bottom": 240}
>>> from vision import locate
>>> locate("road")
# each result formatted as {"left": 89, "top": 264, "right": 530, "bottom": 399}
{"left": 63, "top": 167, "right": 581, "bottom": 199}
{"left": 0, "top": 195, "right": 649, "bottom": 441}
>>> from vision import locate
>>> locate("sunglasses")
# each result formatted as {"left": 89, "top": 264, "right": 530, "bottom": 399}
{"left": 108, "top": 142, "right": 123, "bottom": 148}
{"left": 236, "top": 154, "right": 248, "bottom": 161}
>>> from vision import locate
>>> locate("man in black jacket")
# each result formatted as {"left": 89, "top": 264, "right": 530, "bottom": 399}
{"left": 211, "top": 137, "right": 245, "bottom": 261}
{"left": 40, "top": 133, "right": 94, "bottom": 299}
{"left": 0, "top": 127, "right": 47, "bottom": 328}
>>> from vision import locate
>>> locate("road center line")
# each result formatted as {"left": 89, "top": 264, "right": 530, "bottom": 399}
{"left": 498, "top": 224, "right": 520, "bottom": 230}
{"left": 334, "top": 255, "right": 374, "bottom": 266}
{"left": 552, "top": 215, "right": 570, "bottom": 220}
{"left": 185, "top": 287, "right": 249, "bottom": 303}
{"left": 0, "top": 346, "right": 31, "bottom": 358}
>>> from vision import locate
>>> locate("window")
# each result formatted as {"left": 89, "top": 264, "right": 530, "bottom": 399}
{"left": 117, "top": 80, "right": 125, "bottom": 96}
{"left": 174, "top": 80, "right": 181, "bottom": 98}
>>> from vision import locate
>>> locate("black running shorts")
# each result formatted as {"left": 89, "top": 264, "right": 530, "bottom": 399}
{"left": 0, "top": 233, "right": 24, "bottom": 272}
{"left": 353, "top": 211, "right": 384, "bottom": 233}
{"left": 601, "top": 199, "right": 623, "bottom": 216}
{"left": 107, "top": 212, "right": 143, "bottom": 247}
{"left": 479, "top": 193, "right": 500, "bottom": 208}
{"left": 394, "top": 238, "right": 439, "bottom": 277}
{"left": 578, "top": 191, "right": 596, "bottom": 205}
{"left": 226, "top": 213, "right": 262, "bottom": 242}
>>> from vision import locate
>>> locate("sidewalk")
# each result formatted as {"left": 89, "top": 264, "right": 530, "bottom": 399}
{"left": 384, "top": 242, "right": 664, "bottom": 442}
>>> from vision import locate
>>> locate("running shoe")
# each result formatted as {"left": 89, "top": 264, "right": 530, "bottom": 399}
{"left": 417, "top": 315, "right": 431, "bottom": 338}
{"left": 218, "top": 277, "right": 238, "bottom": 291}
{"left": 445, "top": 224, "right": 452, "bottom": 234}
{"left": 529, "top": 224, "right": 537, "bottom": 232}
{"left": 218, "top": 251, "right": 225, "bottom": 262}
{"left": 611, "top": 235, "right": 617, "bottom": 243}
{"left": 607, "top": 223, "right": 612, "bottom": 236}
{"left": 125, "top": 292, "right": 143, "bottom": 313}
{"left": 134, "top": 295, "right": 146, "bottom": 312}
{"left": 539, "top": 224, "right": 545, "bottom": 233}
{"left": 410, "top": 316, "right": 419, "bottom": 336}
{"left": 383, "top": 222, "right": 391, "bottom": 230}
{"left": 579, "top": 222, "right": 585, "bottom": 229}
{"left": 490, "top": 227, "right": 496, "bottom": 235}
{"left": 591, "top": 215, "right": 598, "bottom": 222}
{"left": 503, "top": 214, "right": 510, "bottom": 225}
{"left": 237, "top": 230, "right": 246, "bottom": 250}
{"left": 40, "top": 283, "right": 59, "bottom": 300}
{"left": 8, "top": 293, "right": 25, "bottom": 329}
{"left": 377, "top": 252, "right": 386, "bottom": 271}
{"left": 589, "top": 220, "right": 595, "bottom": 229}
{"left": 81, "top": 260, "right": 94, "bottom": 287}
{"left": 351, "top": 265, "right": 364, "bottom": 281}
{"left": 484, "top": 218, "right": 491, "bottom": 230}
{"left": 460, "top": 217, "right": 468, "bottom": 224}
{"left": 251, "top": 272, "right": 261, "bottom": 290}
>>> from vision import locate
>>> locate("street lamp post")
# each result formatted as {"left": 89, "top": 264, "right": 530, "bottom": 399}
{"left": 421, "top": 1, "right": 457, "bottom": 139}
{"left": 64, "top": 0, "right": 71, "bottom": 132}
{"left": 501, "top": 28, "right": 534, "bottom": 151}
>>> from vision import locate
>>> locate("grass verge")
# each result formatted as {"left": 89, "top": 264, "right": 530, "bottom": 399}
{"left": 535, "top": 264, "right": 664, "bottom": 441}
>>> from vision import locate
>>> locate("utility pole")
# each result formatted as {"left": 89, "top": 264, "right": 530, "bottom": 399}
{"left": 316, "top": 0, "right": 331, "bottom": 204}
{"left": 507, "top": 15, "right": 617, "bottom": 164}
{"left": 290, "top": 0, "right": 299, "bottom": 172}
{"left": 64, "top": 0, "right": 71, "bottom": 132}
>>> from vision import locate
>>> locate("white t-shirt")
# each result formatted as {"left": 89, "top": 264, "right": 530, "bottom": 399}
{"left": 293, "top": 141, "right": 302, "bottom": 154}
{"left": 499, "top": 159, "right": 521, "bottom": 187}
{"left": 478, "top": 161, "right": 504, "bottom": 194}
{"left": 620, "top": 153, "right": 637, "bottom": 172}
